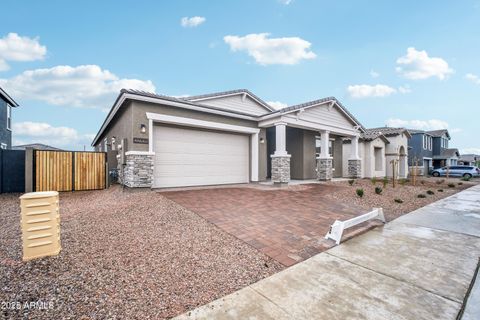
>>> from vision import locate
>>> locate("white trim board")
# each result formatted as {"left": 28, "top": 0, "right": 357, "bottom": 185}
{"left": 91, "top": 92, "right": 259, "bottom": 146}
{"left": 146, "top": 112, "right": 260, "bottom": 182}
{"left": 188, "top": 91, "right": 275, "bottom": 112}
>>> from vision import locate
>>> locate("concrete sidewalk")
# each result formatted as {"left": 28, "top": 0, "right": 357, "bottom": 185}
{"left": 175, "top": 184, "right": 480, "bottom": 320}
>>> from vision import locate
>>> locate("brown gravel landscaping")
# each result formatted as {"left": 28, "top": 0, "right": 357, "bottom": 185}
{"left": 0, "top": 186, "right": 283, "bottom": 319}
{"left": 324, "top": 177, "right": 478, "bottom": 221}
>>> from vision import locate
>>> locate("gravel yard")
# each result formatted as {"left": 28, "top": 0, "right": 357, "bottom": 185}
{"left": 0, "top": 186, "right": 283, "bottom": 319}
{"left": 325, "top": 177, "right": 478, "bottom": 221}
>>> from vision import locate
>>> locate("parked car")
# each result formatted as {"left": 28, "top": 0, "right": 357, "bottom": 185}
{"left": 431, "top": 166, "right": 480, "bottom": 178}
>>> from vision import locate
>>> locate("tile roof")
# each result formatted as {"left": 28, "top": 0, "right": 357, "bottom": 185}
{"left": 426, "top": 129, "right": 450, "bottom": 138}
{"left": 12, "top": 143, "right": 61, "bottom": 151}
{"left": 365, "top": 127, "right": 411, "bottom": 138}
{"left": 433, "top": 148, "right": 460, "bottom": 159}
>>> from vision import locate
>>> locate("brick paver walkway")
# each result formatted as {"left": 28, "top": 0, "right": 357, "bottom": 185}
{"left": 163, "top": 184, "right": 371, "bottom": 266}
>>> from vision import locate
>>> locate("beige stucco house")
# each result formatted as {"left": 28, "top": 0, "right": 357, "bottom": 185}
{"left": 92, "top": 89, "right": 407, "bottom": 188}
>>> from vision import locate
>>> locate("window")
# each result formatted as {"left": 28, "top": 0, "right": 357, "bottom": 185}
{"left": 428, "top": 136, "right": 432, "bottom": 151}
{"left": 103, "top": 138, "right": 108, "bottom": 152}
{"left": 423, "top": 135, "right": 427, "bottom": 149}
{"left": 0, "top": 143, "right": 6, "bottom": 149}
{"left": 111, "top": 137, "right": 116, "bottom": 151}
{"left": 374, "top": 147, "right": 383, "bottom": 171}
{"left": 6, "top": 104, "right": 11, "bottom": 130}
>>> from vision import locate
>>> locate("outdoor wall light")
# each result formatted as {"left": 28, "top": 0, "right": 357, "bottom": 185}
{"left": 140, "top": 124, "right": 147, "bottom": 133}
{"left": 260, "top": 137, "right": 265, "bottom": 144}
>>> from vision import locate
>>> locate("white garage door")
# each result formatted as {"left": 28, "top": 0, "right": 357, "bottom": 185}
{"left": 153, "top": 125, "right": 250, "bottom": 188}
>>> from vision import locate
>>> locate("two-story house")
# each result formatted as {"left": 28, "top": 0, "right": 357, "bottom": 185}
{"left": 0, "top": 87, "right": 20, "bottom": 149}
{"left": 408, "top": 128, "right": 459, "bottom": 175}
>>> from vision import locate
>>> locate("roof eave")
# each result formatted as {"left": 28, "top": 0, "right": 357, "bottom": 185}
{"left": 0, "top": 87, "right": 19, "bottom": 107}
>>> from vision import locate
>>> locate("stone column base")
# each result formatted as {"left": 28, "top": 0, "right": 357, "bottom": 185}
{"left": 271, "top": 155, "right": 291, "bottom": 184}
{"left": 348, "top": 159, "right": 362, "bottom": 178}
{"left": 122, "top": 153, "right": 155, "bottom": 188}
{"left": 317, "top": 158, "right": 333, "bottom": 181}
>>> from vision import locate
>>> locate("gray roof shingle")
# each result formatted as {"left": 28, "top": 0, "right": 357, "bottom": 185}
{"left": 182, "top": 89, "right": 274, "bottom": 111}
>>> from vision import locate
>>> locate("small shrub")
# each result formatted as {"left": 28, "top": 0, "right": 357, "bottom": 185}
{"left": 417, "top": 194, "right": 427, "bottom": 198}
{"left": 399, "top": 179, "right": 407, "bottom": 186}
{"left": 375, "top": 186, "right": 383, "bottom": 195}
{"left": 436, "top": 179, "right": 445, "bottom": 185}
{"left": 448, "top": 183, "right": 455, "bottom": 188}
{"left": 356, "top": 188, "right": 364, "bottom": 198}
{"left": 438, "top": 189, "right": 444, "bottom": 192}
{"left": 426, "top": 190, "right": 435, "bottom": 195}
{"left": 461, "top": 175, "right": 471, "bottom": 181}
{"left": 458, "top": 182, "right": 463, "bottom": 186}
{"left": 371, "top": 177, "right": 377, "bottom": 185}
{"left": 420, "top": 180, "right": 425, "bottom": 185}
{"left": 348, "top": 179, "right": 355, "bottom": 186}
{"left": 383, "top": 176, "right": 388, "bottom": 188}
{"left": 394, "top": 198, "right": 404, "bottom": 203}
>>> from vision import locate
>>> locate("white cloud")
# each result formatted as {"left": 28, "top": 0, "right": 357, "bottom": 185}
{"left": 396, "top": 47, "right": 454, "bottom": 80}
{"left": 0, "top": 64, "right": 155, "bottom": 109}
{"left": 181, "top": 16, "right": 206, "bottom": 27}
{"left": 385, "top": 118, "right": 449, "bottom": 131}
{"left": 0, "top": 33, "right": 47, "bottom": 71}
{"left": 279, "top": 0, "right": 293, "bottom": 4}
{"left": 370, "top": 70, "right": 380, "bottom": 78}
{"left": 466, "top": 73, "right": 480, "bottom": 85}
{"left": 461, "top": 148, "right": 480, "bottom": 155}
{"left": 267, "top": 101, "right": 288, "bottom": 110}
{"left": 347, "top": 84, "right": 410, "bottom": 98}
{"left": 13, "top": 121, "right": 94, "bottom": 149}
{"left": 223, "top": 33, "right": 316, "bottom": 65}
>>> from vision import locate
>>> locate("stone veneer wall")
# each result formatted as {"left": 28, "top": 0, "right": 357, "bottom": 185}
{"left": 348, "top": 159, "right": 362, "bottom": 178}
{"left": 121, "top": 153, "right": 154, "bottom": 188}
{"left": 317, "top": 158, "right": 333, "bottom": 181}
{"left": 271, "top": 155, "right": 291, "bottom": 184}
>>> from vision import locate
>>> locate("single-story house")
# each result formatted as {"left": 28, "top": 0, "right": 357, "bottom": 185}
{"left": 92, "top": 89, "right": 372, "bottom": 188}
{"left": 12, "top": 143, "right": 62, "bottom": 151}
{"left": 342, "top": 127, "right": 410, "bottom": 179}
{"left": 459, "top": 154, "right": 479, "bottom": 166}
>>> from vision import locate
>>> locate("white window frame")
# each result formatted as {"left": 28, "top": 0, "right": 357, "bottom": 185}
{"left": 103, "top": 138, "right": 108, "bottom": 152}
{"left": 6, "top": 104, "right": 11, "bottom": 131}
{"left": 428, "top": 136, "right": 432, "bottom": 151}
{"left": 0, "top": 143, "right": 7, "bottom": 149}
{"left": 111, "top": 137, "right": 116, "bottom": 151}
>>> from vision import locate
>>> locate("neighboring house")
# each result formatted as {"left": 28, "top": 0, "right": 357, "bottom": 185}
{"left": 459, "top": 154, "right": 479, "bottom": 166}
{"left": 0, "top": 87, "right": 20, "bottom": 149}
{"left": 408, "top": 128, "right": 459, "bottom": 175}
{"left": 92, "top": 89, "right": 367, "bottom": 188}
{"left": 12, "top": 143, "right": 62, "bottom": 151}
{"left": 344, "top": 127, "right": 410, "bottom": 179}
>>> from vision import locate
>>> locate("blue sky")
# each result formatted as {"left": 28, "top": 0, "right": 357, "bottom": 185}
{"left": 0, "top": 0, "right": 479, "bottom": 153}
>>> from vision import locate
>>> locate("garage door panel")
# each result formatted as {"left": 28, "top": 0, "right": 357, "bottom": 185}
{"left": 153, "top": 125, "right": 250, "bottom": 188}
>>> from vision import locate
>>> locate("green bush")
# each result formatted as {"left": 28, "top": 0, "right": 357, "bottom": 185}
{"left": 399, "top": 179, "right": 407, "bottom": 186}
{"left": 438, "top": 189, "right": 444, "bottom": 192}
{"left": 356, "top": 188, "right": 364, "bottom": 198}
{"left": 371, "top": 177, "right": 377, "bottom": 185}
{"left": 348, "top": 179, "right": 355, "bottom": 186}
{"left": 375, "top": 186, "right": 383, "bottom": 195}
{"left": 461, "top": 175, "right": 471, "bottom": 181}
{"left": 426, "top": 190, "right": 435, "bottom": 195}
{"left": 417, "top": 194, "right": 427, "bottom": 198}
{"left": 383, "top": 176, "right": 388, "bottom": 188}
{"left": 394, "top": 198, "right": 404, "bottom": 203}
{"left": 448, "top": 183, "right": 455, "bottom": 188}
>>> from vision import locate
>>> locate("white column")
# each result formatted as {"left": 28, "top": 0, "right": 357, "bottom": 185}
{"left": 250, "top": 133, "right": 259, "bottom": 182}
{"left": 148, "top": 119, "right": 153, "bottom": 153}
{"left": 273, "top": 122, "right": 288, "bottom": 156}
{"left": 319, "top": 130, "right": 331, "bottom": 158}
{"left": 350, "top": 135, "right": 360, "bottom": 160}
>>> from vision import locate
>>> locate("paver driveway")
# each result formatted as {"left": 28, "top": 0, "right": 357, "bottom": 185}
{"left": 163, "top": 184, "right": 373, "bottom": 266}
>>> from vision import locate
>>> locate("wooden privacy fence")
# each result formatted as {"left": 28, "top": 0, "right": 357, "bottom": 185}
{"left": 34, "top": 150, "right": 106, "bottom": 192}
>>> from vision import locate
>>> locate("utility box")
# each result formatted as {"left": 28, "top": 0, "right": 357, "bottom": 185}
{"left": 19, "top": 191, "right": 61, "bottom": 261}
